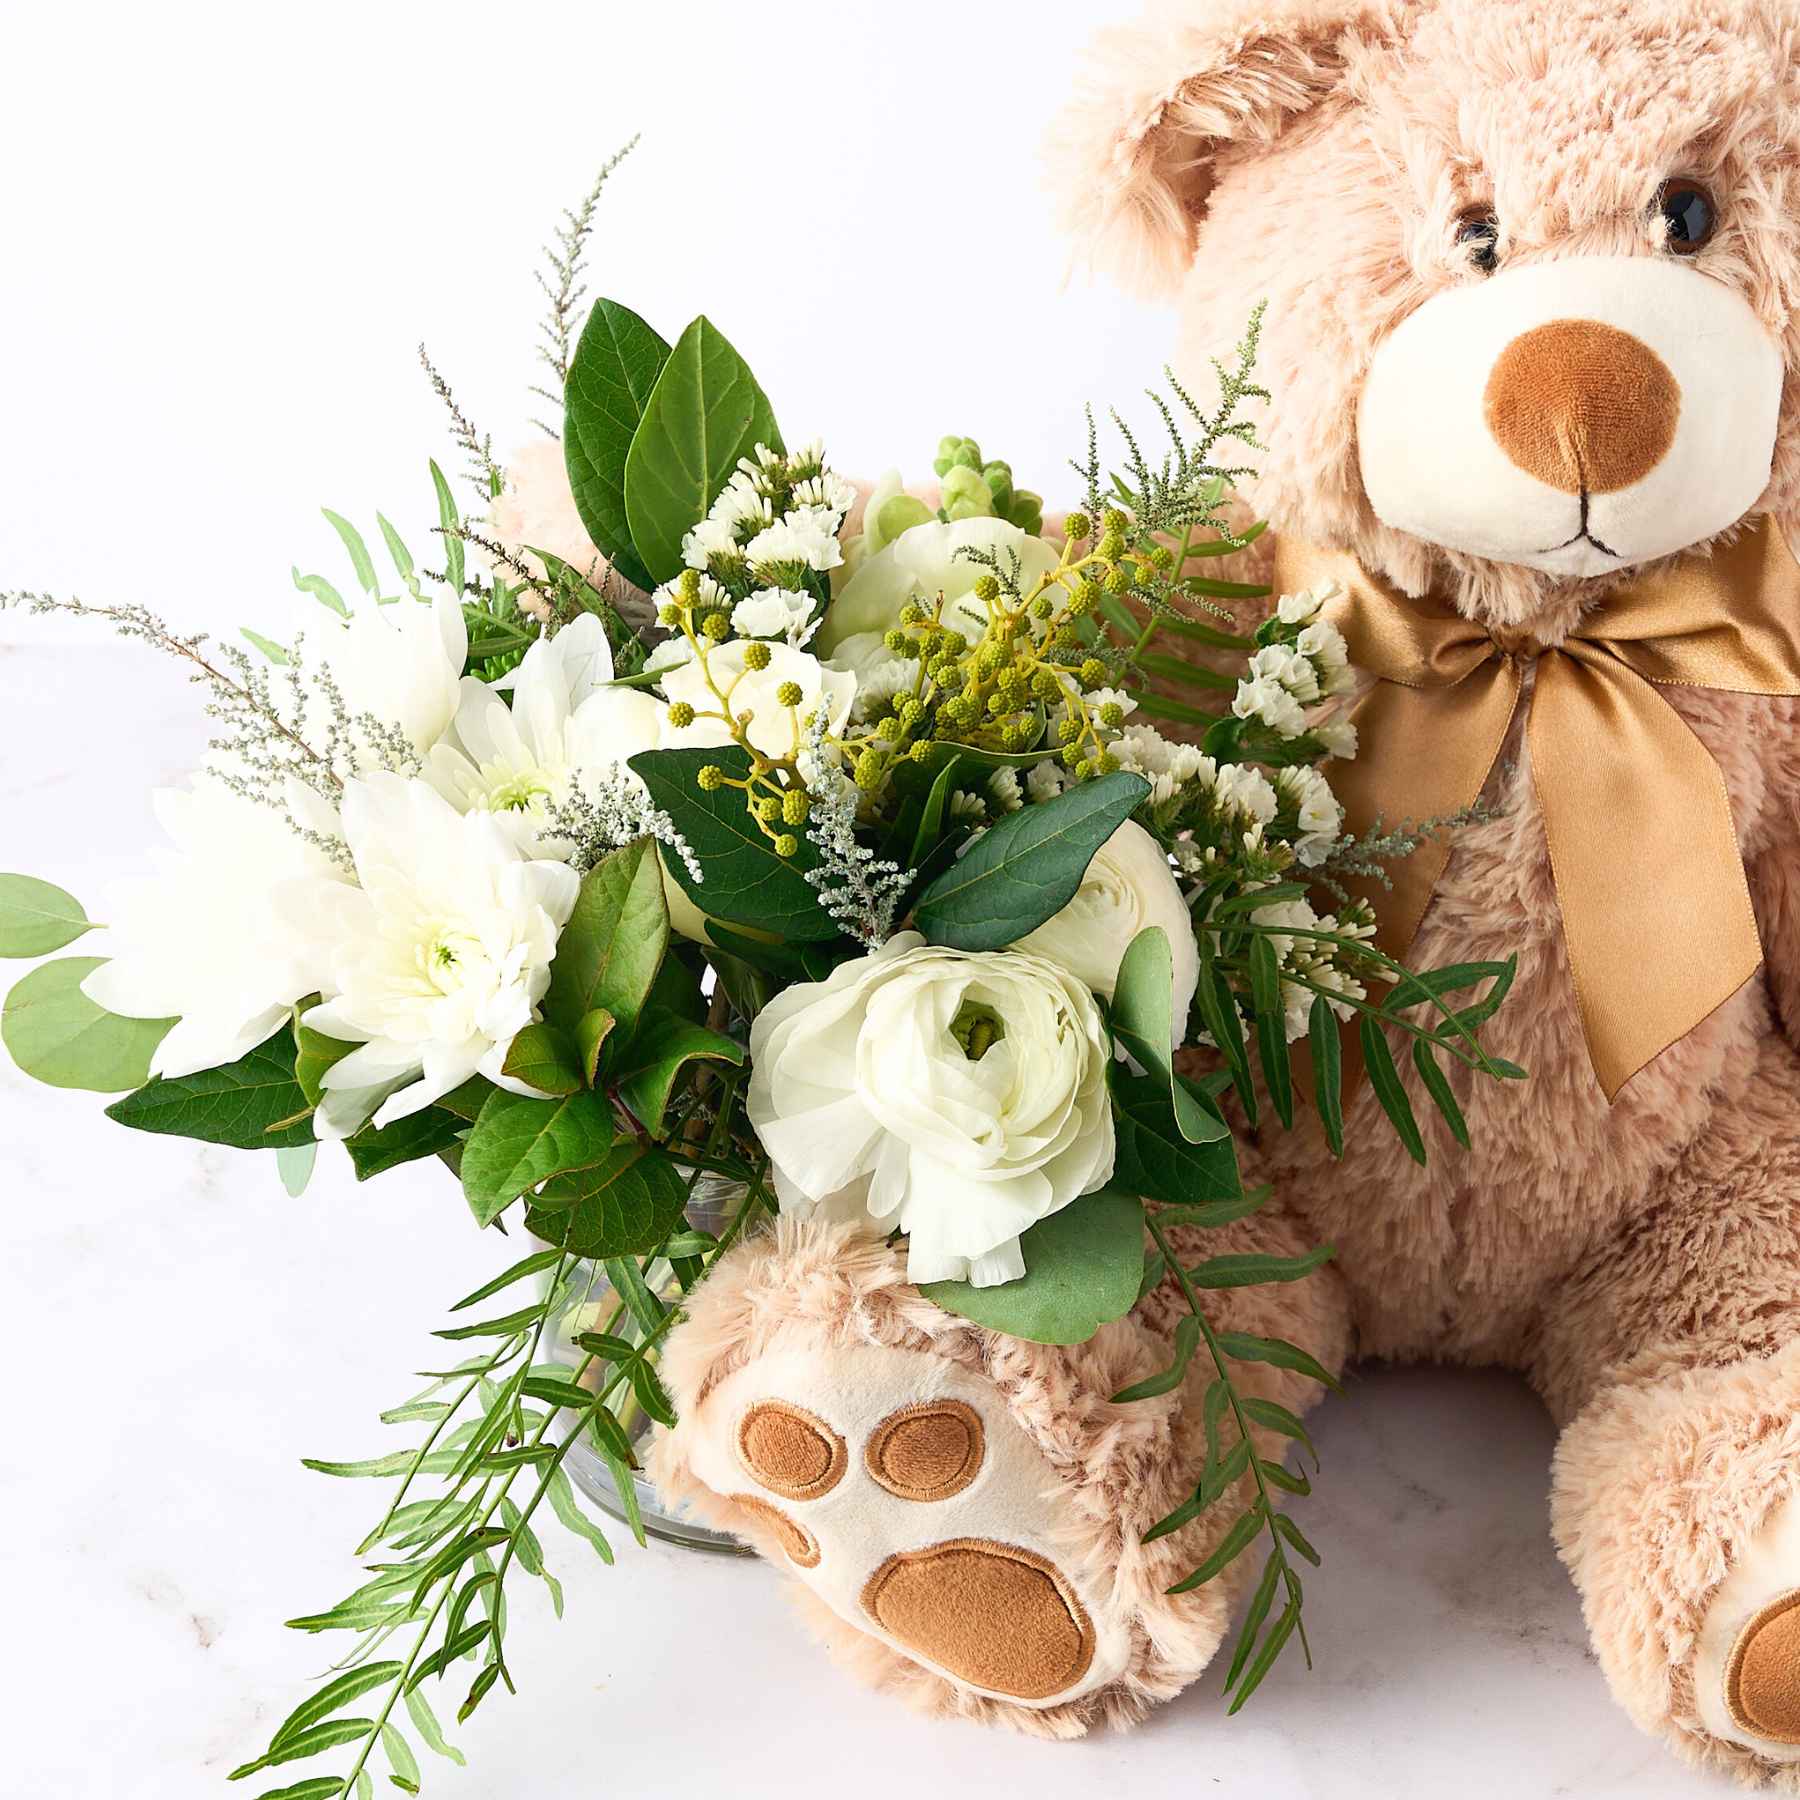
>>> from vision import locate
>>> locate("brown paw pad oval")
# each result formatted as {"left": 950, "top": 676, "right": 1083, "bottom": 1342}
{"left": 860, "top": 1538, "right": 1096, "bottom": 1701}
{"left": 1727, "top": 1590, "right": 1800, "bottom": 1744}
{"left": 736, "top": 1399, "right": 847, "bottom": 1501}
{"left": 865, "top": 1400, "right": 985, "bottom": 1502}
{"left": 727, "top": 1494, "right": 820, "bottom": 1568}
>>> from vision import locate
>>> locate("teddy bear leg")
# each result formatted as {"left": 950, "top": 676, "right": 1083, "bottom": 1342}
{"left": 1537, "top": 1073, "right": 1800, "bottom": 1781}
{"left": 649, "top": 1203, "right": 1351, "bottom": 1735}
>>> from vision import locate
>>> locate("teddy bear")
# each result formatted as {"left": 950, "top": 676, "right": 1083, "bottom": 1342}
{"left": 646, "top": 0, "right": 1800, "bottom": 1781}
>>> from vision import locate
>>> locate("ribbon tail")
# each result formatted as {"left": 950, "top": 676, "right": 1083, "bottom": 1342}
{"left": 1530, "top": 651, "right": 1763, "bottom": 1100}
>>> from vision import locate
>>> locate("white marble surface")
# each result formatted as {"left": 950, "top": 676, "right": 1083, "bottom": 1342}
{"left": 0, "top": 639, "right": 1735, "bottom": 1799}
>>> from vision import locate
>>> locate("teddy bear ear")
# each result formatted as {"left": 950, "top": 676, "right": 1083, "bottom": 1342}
{"left": 1047, "top": 0, "right": 1397, "bottom": 300}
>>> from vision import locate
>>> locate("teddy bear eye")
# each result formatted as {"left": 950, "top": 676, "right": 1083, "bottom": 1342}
{"left": 1455, "top": 210, "right": 1500, "bottom": 273}
{"left": 1656, "top": 179, "right": 1717, "bottom": 254}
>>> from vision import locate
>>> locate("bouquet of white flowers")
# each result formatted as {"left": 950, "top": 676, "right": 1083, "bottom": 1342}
{"left": 0, "top": 154, "right": 1517, "bottom": 1794}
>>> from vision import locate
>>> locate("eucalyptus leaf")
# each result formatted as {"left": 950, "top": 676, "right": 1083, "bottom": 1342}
{"left": 277, "top": 1143, "right": 318, "bottom": 1198}
{"left": 460, "top": 1088, "right": 616, "bottom": 1226}
{"left": 622, "top": 315, "right": 781, "bottom": 584}
{"left": 920, "top": 1189, "right": 1145, "bottom": 1346}
{"left": 106, "top": 1025, "right": 315, "bottom": 1148}
{"left": 0, "top": 873, "right": 94, "bottom": 956}
{"left": 913, "top": 772, "right": 1149, "bottom": 950}
{"left": 3, "top": 956, "right": 172, "bottom": 1091}
{"left": 563, "top": 298, "right": 671, "bottom": 590}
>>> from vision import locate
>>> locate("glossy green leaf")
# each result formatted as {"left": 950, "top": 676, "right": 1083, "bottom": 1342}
{"left": 913, "top": 772, "right": 1150, "bottom": 951}
{"left": 542, "top": 839, "right": 670, "bottom": 1039}
{"left": 614, "top": 1010, "right": 745, "bottom": 1135}
{"left": 3, "top": 956, "right": 172, "bottom": 1091}
{"left": 106, "top": 1025, "right": 314, "bottom": 1148}
{"left": 522, "top": 1141, "right": 690, "bottom": 1258}
{"left": 622, "top": 315, "right": 781, "bottom": 584}
{"left": 575, "top": 1008, "right": 614, "bottom": 1085}
{"left": 563, "top": 298, "right": 671, "bottom": 590}
{"left": 0, "top": 873, "right": 94, "bottom": 957}
{"left": 345, "top": 1107, "right": 465, "bottom": 1181}
{"left": 1111, "top": 926, "right": 1225, "bottom": 1146}
{"left": 1108, "top": 1066, "right": 1241, "bottom": 1205}
{"left": 920, "top": 1189, "right": 1145, "bottom": 1346}
{"left": 499, "top": 1022, "right": 583, "bottom": 1097}
{"left": 460, "top": 1088, "right": 616, "bottom": 1226}
{"left": 629, "top": 746, "right": 835, "bottom": 940}
{"left": 292, "top": 1002, "right": 354, "bottom": 1108}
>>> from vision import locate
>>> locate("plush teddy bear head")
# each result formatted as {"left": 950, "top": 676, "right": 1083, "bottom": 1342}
{"left": 1053, "top": 0, "right": 1800, "bottom": 628}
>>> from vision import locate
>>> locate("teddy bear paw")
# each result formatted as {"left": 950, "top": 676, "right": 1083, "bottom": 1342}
{"left": 679, "top": 1341, "right": 1134, "bottom": 1706}
{"left": 1694, "top": 1498, "right": 1800, "bottom": 1761}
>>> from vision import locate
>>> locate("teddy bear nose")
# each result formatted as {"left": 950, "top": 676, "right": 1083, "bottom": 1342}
{"left": 1482, "top": 318, "right": 1682, "bottom": 495}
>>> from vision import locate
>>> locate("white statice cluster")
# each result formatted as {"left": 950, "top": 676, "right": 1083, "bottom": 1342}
{"left": 1231, "top": 583, "right": 1357, "bottom": 745}
{"left": 1246, "top": 896, "right": 1375, "bottom": 1042}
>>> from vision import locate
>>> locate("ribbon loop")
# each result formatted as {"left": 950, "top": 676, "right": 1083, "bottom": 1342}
{"left": 1272, "top": 517, "right": 1800, "bottom": 1099}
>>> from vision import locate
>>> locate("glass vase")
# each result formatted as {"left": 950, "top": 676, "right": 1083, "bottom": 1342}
{"left": 540, "top": 1170, "right": 752, "bottom": 1554}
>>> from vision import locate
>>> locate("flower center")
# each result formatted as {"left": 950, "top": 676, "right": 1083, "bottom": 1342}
{"left": 487, "top": 769, "right": 553, "bottom": 813}
{"left": 949, "top": 1000, "right": 1005, "bottom": 1062}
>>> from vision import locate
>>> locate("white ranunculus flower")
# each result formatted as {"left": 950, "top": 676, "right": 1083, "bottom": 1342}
{"left": 815, "top": 517, "right": 1061, "bottom": 664}
{"left": 747, "top": 932, "right": 1115, "bottom": 1288}
{"left": 660, "top": 640, "right": 855, "bottom": 760}
{"left": 81, "top": 783, "right": 343, "bottom": 1079}
{"left": 299, "top": 774, "right": 579, "bottom": 1138}
{"left": 1009, "top": 820, "right": 1199, "bottom": 1046}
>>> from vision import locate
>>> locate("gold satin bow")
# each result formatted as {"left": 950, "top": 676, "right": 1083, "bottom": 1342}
{"left": 1273, "top": 516, "right": 1800, "bottom": 1100}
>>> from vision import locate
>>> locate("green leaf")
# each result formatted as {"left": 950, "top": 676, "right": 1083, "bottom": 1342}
{"left": 241, "top": 627, "right": 289, "bottom": 665}
{"left": 0, "top": 873, "right": 94, "bottom": 956}
{"left": 1187, "top": 1246, "right": 1335, "bottom": 1290}
{"left": 1146, "top": 1186, "right": 1272, "bottom": 1231}
{"left": 499, "top": 1022, "right": 583, "bottom": 1096}
{"left": 321, "top": 509, "right": 379, "bottom": 596}
{"left": 450, "top": 1248, "right": 563, "bottom": 1313}
{"left": 1166, "top": 1505, "right": 1264, "bottom": 1593}
{"left": 629, "top": 747, "right": 835, "bottom": 940}
{"left": 564, "top": 298, "right": 672, "bottom": 591}
{"left": 430, "top": 461, "right": 464, "bottom": 596}
{"left": 1411, "top": 1038, "right": 1470, "bottom": 1148}
{"left": 268, "top": 1661, "right": 403, "bottom": 1755}
{"left": 1108, "top": 1067, "right": 1241, "bottom": 1206}
{"left": 105, "top": 1025, "right": 314, "bottom": 1148}
{"left": 523, "top": 1141, "right": 691, "bottom": 1258}
{"left": 460, "top": 1088, "right": 616, "bottom": 1226}
{"left": 277, "top": 1143, "right": 317, "bottom": 1197}
{"left": 1383, "top": 957, "right": 1515, "bottom": 1017}
{"left": 1110, "top": 926, "right": 1225, "bottom": 1146}
{"left": 1242, "top": 1395, "right": 1320, "bottom": 1467}
{"left": 248, "top": 1780, "right": 347, "bottom": 1800}
{"left": 403, "top": 1686, "right": 466, "bottom": 1767}
{"left": 622, "top": 315, "right": 781, "bottom": 585}
{"left": 614, "top": 1010, "right": 745, "bottom": 1136}
{"left": 3, "top": 957, "right": 172, "bottom": 1091}
{"left": 377, "top": 514, "right": 418, "bottom": 596}
{"left": 920, "top": 1189, "right": 1145, "bottom": 1346}
{"left": 345, "top": 1107, "right": 464, "bottom": 1180}
{"left": 913, "top": 772, "right": 1150, "bottom": 951}
{"left": 1273, "top": 1509, "right": 1322, "bottom": 1566}
{"left": 1217, "top": 1330, "right": 1343, "bottom": 1392}
{"left": 293, "top": 1003, "right": 354, "bottom": 1108}
{"left": 575, "top": 1008, "right": 614, "bottom": 1085}
{"left": 291, "top": 567, "right": 349, "bottom": 617}
{"left": 1308, "top": 995, "right": 1344, "bottom": 1157}
{"left": 381, "top": 1723, "right": 420, "bottom": 1794}
{"left": 1223, "top": 1551, "right": 1283, "bottom": 1690}
{"left": 1195, "top": 937, "right": 1256, "bottom": 1125}
{"left": 548, "top": 1465, "right": 615, "bottom": 1566}
{"left": 1359, "top": 1014, "right": 1426, "bottom": 1165}
{"left": 1248, "top": 935, "right": 1293, "bottom": 1129}
{"left": 1111, "top": 1313, "right": 1200, "bottom": 1402}
{"left": 542, "top": 839, "right": 670, "bottom": 1039}
{"left": 1226, "top": 1595, "right": 1300, "bottom": 1713}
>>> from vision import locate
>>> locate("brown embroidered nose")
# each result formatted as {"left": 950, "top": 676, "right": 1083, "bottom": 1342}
{"left": 1483, "top": 318, "right": 1681, "bottom": 495}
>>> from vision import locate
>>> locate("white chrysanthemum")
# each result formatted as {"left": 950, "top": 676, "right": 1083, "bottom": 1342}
{"left": 81, "top": 783, "right": 343, "bottom": 1079}
{"left": 730, "top": 587, "right": 816, "bottom": 645}
{"left": 661, "top": 641, "right": 854, "bottom": 760}
{"left": 748, "top": 933, "right": 1116, "bottom": 1287}
{"left": 1011, "top": 819, "right": 1198, "bottom": 1043}
{"left": 300, "top": 775, "right": 579, "bottom": 1138}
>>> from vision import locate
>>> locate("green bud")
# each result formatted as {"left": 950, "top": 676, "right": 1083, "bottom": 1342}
{"left": 775, "top": 680, "right": 804, "bottom": 707}
{"left": 742, "top": 639, "right": 772, "bottom": 671}
{"left": 1103, "top": 508, "right": 1130, "bottom": 536}
{"left": 1099, "top": 702, "right": 1125, "bottom": 728}
{"left": 658, "top": 603, "right": 680, "bottom": 627}
{"left": 1097, "top": 531, "right": 1126, "bottom": 562}
{"left": 875, "top": 493, "right": 934, "bottom": 546}
{"left": 981, "top": 459, "right": 1013, "bottom": 511}
{"left": 898, "top": 699, "right": 924, "bottom": 730}
{"left": 908, "top": 740, "right": 932, "bottom": 763}
{"left": 853, "top": 750, "right": 883, "bottom": 789}
{"left": 940, "top": 465, "right": 995, "bottom": 522}
{"left": 933, "top": 435, "right": 983, "bottom": 477}
{"left": 1032, "top": 668, "right": 1062, "bottom": 701}
{"left": 755, "top": 795, "right": 782, "bottom": 824}
{"left": 782, "top": 789, "right": 810, "bottom": 827}
{"left": 1151, "top": 544, "right": 1176, "bottom": 571}
{"left": 1063, "top": 511, "right": 1092, "bottom": 542}
{"left": 1057, "top": 717, "right": 1082, "bottom": 745}
{"left": 1072, "top": 580, "right": 1102, "bottom": 615}
{"left": 987, "top": 692, "right": 1008, "bottom": 717}
{"left": 1061, "top": 745, "right": 1083, "bottom": 770}
{"left": 666, "top": 701, "right": 696, "bottom": 729}
{"left": 697, "top": 764, "right": 725, "bottom": 793}
{"left": 701, "top": 611, "right": 730, "bottom": 642}
{"left": 1000, "top": 721, "right": 1028, "bottom": 750}
{"left": 898, "top": 601, "right": 926, "bottom": 627}
{"left": 677, "top": 569, "right": 702, "bottom": 601}
{"left": 1006, "top": 491, "right": 1043, "bottom": 536}
{"left": 1096, "top": 750, "right": 1120, "bottom": 774}
{"left": 774, "top": 833, "right": 800, "bottom": 858}
{"left": 1079, "top": 658, "right": 1107, "bottom": 687}
{"left": 972, "top": 573, "right": 1000, "bottom": 605}
{"left": 1105, "top": 565, "right": 1132, "bottom": 595}
{"left": 884, "top": 628, "right": 910, "bottom": 654}
{"left": 1029, "top": 593, "right": 1054, "bottom": 620}
{"left": 1054, "top": 624, "right": 1079, "bottom": 649}
{"left": 876, "top": 716, "right": 904, "bottom": 742}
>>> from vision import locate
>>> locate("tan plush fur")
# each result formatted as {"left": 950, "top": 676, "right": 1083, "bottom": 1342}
{"left": 657, "top": 0, "right": 1800, "bottom": 1775}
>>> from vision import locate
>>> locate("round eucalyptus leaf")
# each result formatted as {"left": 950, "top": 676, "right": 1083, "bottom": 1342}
{"left": 2, "top": 956, "right": 173, "bottom": 1092}
{"left": 0, "top": 873, "right": 95, "bottom": 958}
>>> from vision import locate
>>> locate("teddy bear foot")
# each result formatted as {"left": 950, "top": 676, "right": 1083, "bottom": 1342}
{"left": 673, "top": 1339, "right": 1135, "bottom": 1706}
{"left": 1695, "top": 1500, "right": 1800, "bottom": 1761}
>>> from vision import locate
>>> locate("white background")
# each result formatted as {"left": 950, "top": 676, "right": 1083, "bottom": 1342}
{"left": 0, "top": 4, "right": 1731, "bottom": 1796}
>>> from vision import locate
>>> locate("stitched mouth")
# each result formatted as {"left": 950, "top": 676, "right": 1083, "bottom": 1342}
{"left": 1538, "top": 485, "right": 1624, "bottom": 561}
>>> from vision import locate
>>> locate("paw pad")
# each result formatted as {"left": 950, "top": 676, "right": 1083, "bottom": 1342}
{"left": 1727, "top": 1591, "right": 1800, "bottom": 1744}
{"left": 687, "top": 1344, "right": 1129, "bottom": 1707}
